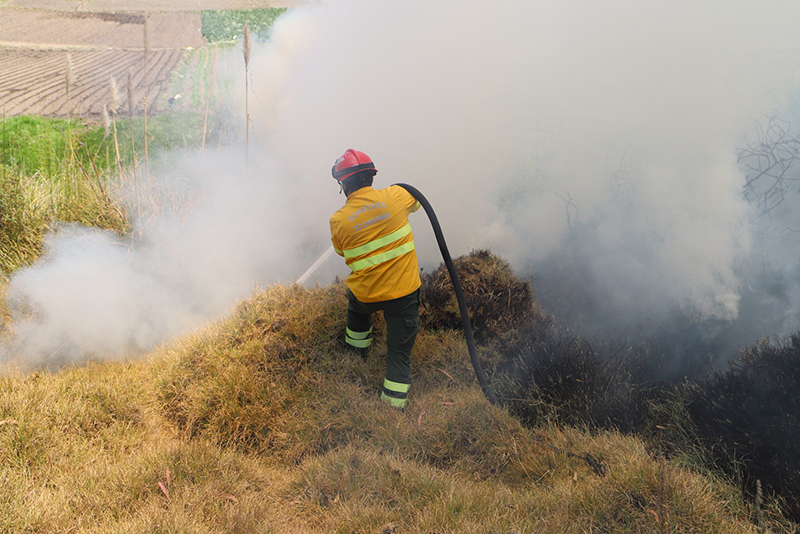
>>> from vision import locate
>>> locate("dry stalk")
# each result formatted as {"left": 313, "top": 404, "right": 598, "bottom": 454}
{"left": 142, "top": 13, "right": 150, "bottom": 185}
{"left": 109, "top": 76, "right": 124, "bottom": 180}
{"left": 243, "top": 21, "right": 251, "bottom": 172}
{"left": 102, "top": 104, "right": 111, "bottom": 174}
{"left": 654, "top": 457, "right": 670, "bottom": 534}
{"left": 201, "top": 89, "right": 210, "bottom": 161}
{"left": 102, "top": 104, "right": 110, "bottom": 139}
{"left": 127, "top": 69, "right": 136, "bottom": 165}
{"left": 755, "top": 480, "right": 770, "bottom": 534}
{"left": 202, "top": 46, "right": 219, "bottom": 159}
{"left": 201, "top": 50, "right": 211, "bottom": 159}
{"left": 1, "top": 105, "right": 5, "bottom": 183}
{"left": 73, "top": 146, "right": 125, "bottom": 227}
{"left": 64, "top": 53, "right": 75, "bottom": 186}
{"left": 127, "top": 69, "right": 141, "bottom": 224}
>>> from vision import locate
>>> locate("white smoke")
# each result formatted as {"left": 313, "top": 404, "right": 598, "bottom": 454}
{"left": 5, "top": 0, "right": 800, "bottom": 368}
{"left": 248, "top": 0, "right": 800, "bottom": 328}
{"left": 2, "top": 152, "right": 314, "bottom": 367}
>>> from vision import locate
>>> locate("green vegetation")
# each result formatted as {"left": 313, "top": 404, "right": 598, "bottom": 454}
{"left": 0, "top": 119, "right": 123, "bottom": 273}
{"left": 169, "top": 46, "right": 218, "bottom": 109}
{"left": 0, "top": 116, "right": 71, "bottom": 177}
{"left": 118, "top": 111, "right": 215, "bottom": 155}
{"left": 165, "top": 45, "right": 241, "bottom": 140}
{"left": 0, "top": 112, "right": 223, "bottom": 274}
{"left": 0, "top": 277, "right": 770, "bottom": 532}
{"left": 0, "top": 114, "right": 216, "bottom": 177}
{"left": 201, "top": 8, "right": 287, "bottom": 44}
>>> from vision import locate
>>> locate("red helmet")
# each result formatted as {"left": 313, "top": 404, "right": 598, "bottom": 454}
{"left": 331, "top": 149, "right": 377, "bottom": 182}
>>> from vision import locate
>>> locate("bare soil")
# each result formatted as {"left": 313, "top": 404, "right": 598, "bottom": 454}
{"left": 0, "top": 10, "right": 204, "bottom": 119}
{"left": 0, "top": 11, "right": 207, "bottom": 49}
{"left": 1, "top": 47, "right": 190, "bottom": 118}
{"left": 0, "top": 1, "right": 303, "bottom": 119}
{"left": 0, "top": 0, "right": 308, "bottom": 120}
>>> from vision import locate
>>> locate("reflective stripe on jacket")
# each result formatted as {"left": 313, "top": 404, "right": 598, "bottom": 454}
{"left": 330, "top": 185, "right": 421, "bottom": 303}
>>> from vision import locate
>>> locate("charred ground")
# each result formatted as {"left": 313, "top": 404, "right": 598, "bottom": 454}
{"left": 437, "top": 250, "right": 800, "bottom": 524}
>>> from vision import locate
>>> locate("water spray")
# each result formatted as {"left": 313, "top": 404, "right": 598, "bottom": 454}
{"left": 297, "top": 185, "right": 499, "bottom": 405}
{"left": 296, "top": 245, "right": 336, "bottom": 286}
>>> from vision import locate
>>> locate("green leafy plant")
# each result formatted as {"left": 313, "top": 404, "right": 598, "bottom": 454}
{"left": 201, "top": 8, "right": 286, "bottom": 43}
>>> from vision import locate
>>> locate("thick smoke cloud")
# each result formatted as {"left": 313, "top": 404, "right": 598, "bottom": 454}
{"left": 3, "top": 153, "right": 308, "bottom": 367}
{"left": 4, "top": 0, "right": 800, "bottom": 369}
{"left": 251, "top": 0, "right": 800, "bottom": 350}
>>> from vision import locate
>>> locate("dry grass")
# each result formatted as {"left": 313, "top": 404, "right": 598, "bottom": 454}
{"left": 0, "top": 166, "right": 128, "bottom": 274}
{"left": 0, "top": 272, "right": 774, "bottom": 532}
{"left": 290, "top": 424, "right": 755, "bottom": 533}
{"left": 421, "top": 249, "right": 550, "bottom": 342}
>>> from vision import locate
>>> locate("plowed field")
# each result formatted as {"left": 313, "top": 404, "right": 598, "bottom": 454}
{"left": 1, "top": 47, "right": 190, "bottom": 119}
{"left": 0, "top": 9, "right": 208, "bottom": 120}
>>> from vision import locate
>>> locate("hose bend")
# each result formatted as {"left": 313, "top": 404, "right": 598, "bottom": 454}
{"left": 395, "top": 183, "right": 499, "bottom": 406}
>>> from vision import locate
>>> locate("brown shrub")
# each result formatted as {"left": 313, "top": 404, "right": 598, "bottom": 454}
{"left": 420, "top": 249, "right": 546, "bottom": 341}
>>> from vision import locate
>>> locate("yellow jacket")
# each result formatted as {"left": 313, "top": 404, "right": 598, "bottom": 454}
{"left": 330, "top": 185, "right": 421, "bottom": 303}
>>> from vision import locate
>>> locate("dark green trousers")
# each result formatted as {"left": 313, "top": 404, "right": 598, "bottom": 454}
{"left": 346, "top": 288, "right": 420, "bottom": 408}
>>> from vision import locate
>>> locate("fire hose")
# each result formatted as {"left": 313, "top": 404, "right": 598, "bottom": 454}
{"left": 396, "top": 184, "right": 607, "bottom": 474}
{"left": 394, "top": 183, "right": 499, "bottom": 406}
{"left": 298, "top": 185, "right": 606, "bottom": 473}
{"left": 297, "top": 183, "right": 499, "bottom": 405}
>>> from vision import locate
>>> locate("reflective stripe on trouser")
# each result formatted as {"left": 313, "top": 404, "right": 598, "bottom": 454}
{"left": 347, "top": 289, "right": 420, "bottom": 407}
{"left": 346, "top": 326, "right": 372, "bottom": 349}
{"left": 381, "top": 378, "right": 410, "bottom": 408}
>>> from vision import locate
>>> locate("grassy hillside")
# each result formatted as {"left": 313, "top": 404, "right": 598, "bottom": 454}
{"left": 1, "top": 8, "right": 795, "bottom": 525}
{"left": 0, "top": 260, "right": 777, "bottom": 532}
{"left": 0, "top": 111, "right": 794, "bottom": 529}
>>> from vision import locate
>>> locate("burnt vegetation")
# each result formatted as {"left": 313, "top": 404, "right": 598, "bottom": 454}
{"left": 686, "top": 337, "right": 800, "bottom": 519}
{"left": 738, "top": 115, "right": 800, "bottom": 217}
{"left": 430, "top": 250, "right": 800, "bottom": 525}
{"left": 420, "top": 249, "right": 550, "bottom": 342}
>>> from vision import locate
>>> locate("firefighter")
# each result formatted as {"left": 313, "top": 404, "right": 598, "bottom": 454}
{"left": 329, "top": 149, "right": 421, "bottom": 409}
